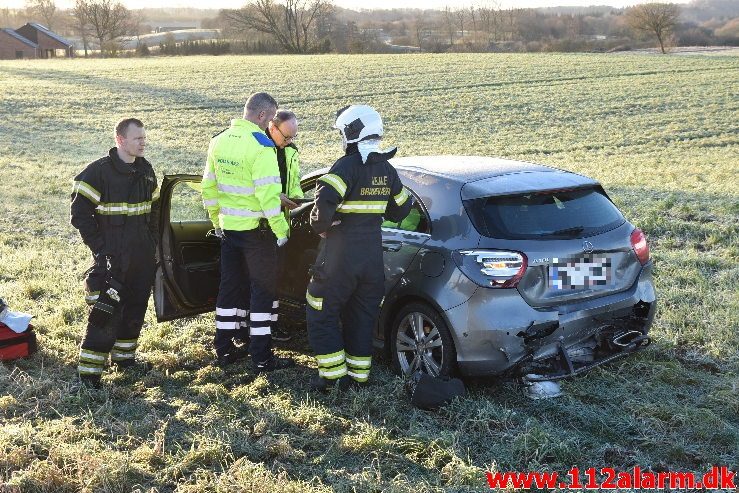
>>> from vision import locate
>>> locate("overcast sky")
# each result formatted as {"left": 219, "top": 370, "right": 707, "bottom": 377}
{"left": 2, "top": 0, "right": 693, "bottom": 11}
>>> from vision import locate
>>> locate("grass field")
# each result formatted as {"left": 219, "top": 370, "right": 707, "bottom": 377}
{"left": 0, "top": 53, "right": 737, "bottom": 492}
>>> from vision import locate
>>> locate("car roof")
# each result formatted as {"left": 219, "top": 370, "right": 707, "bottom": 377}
{"left": 390, "top": 155, "right": 555, "bottom": 182}
{"left": 391, "top": 155, "right": 600, "bottom": 199}
{"left": 303, "top": 155, "right": 599, "bottom": 208}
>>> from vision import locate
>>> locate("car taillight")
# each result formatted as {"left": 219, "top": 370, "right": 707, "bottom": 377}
{"left": 630, "top": 228, "right": 650, "bottom": 265}
{"left": 452, "top": 250, "right": 528, "bottom": 288}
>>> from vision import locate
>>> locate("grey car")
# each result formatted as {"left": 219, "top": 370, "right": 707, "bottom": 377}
{"left": 154, "top": 156, "right": 655, "bottom": 381}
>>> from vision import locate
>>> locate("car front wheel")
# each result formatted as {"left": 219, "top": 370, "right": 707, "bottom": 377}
{"left": 390, "top": 302, "right": 456, "bottom": 378}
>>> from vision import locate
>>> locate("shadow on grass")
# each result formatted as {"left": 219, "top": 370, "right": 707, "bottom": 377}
{"left": 3, "top": 320, "right": 736, "bottom": 492}
{"left": 1, "top": 183, "right": 737, "bottom": 490}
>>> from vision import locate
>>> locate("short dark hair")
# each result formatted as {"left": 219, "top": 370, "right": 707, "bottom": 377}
{"left": 115, "top": 118, "right": 144, "bottom": 138}
{"left": 272, "top": 110, "right": 297, "bottom": 125}
{"left": 244, "top": 92, "right": 278, "bottom": 117}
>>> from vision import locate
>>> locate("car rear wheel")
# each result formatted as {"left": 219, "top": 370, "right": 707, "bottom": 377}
{"left": 390, "top": 302, "right": 456, "bottom": 378}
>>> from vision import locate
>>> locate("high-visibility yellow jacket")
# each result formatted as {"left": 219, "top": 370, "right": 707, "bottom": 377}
{"left": 283, "top": 144, "right": 303, "bottom": 200}
{"left": 201, "top": 119, "right": 288, "bottom": 239}
{"left": 279, "top": 144, "right": 303, "bottom": 234}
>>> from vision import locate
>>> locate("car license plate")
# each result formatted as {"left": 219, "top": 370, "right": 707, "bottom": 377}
{"left": 549, "top": 255, "right": 612, "bottom": 290}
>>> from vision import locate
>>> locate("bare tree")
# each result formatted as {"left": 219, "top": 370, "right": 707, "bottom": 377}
{"left": 477, "top": 2, "right": 501, "bottom": 44}
{"left": 26, "top": 0, "right": 56, "bottom": 30}
{"left": 468, "top": 5, "right": 478, "bottom": 44}
{"left": 455, "top": 7, "right": 465, "bottom": 40}
{"left": 442, "top": 6, "right": 455, "bottom": 47}
{"left": 76, "top": 0, "right": 131, "bottom": 56}
{"left": 128, "top": 9, "right": 147, "bottom": 49}
{"left": 413, "top": 10, "right": 426, "bottom": 52}
{"left": 223, "top": 0, "right": 333, "bottom": 54}
{"left": 72, "top": 0, "right": 92, "bottom": 57}
{"left": 0, "top": 8, "right": 12, "bottom": 27}
{"left": 626, "top": 2, "right": 680, "bottom": 54}
{"left": 503, "top": 8, "right": 519, "bottom": 41}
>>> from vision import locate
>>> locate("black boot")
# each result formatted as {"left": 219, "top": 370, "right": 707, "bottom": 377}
{"left": 254, "top": 355, "right": 295, "bottom": 373}
{"left": 271, "top": 325, "right": 292, "bottom": 342}
{"left": 216, "top": 343, "right": 249, "bottom": 368}
{"left": 112, "top": 358, "right": 152, "bottom": 372}
{"left": 309, "top": 374, "right": 355, "bottom": 392}
{"left": 73, "top": 374, "right": 102, "bottom": 391}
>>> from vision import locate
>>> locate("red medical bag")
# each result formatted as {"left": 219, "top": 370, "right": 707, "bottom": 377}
{"left": 0, "top": 322, "right": 37, "bottom": 360}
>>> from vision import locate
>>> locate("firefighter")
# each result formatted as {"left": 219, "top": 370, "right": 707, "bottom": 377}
{"left": 201, "top": 92, "right": 295, "bottom": 373}
{"left": 71, "top": 118, "right": 159, "bottom": 389}
{"left": 306, "top": 105, "right": 413, "bottom": 391}
{"left": 265, "top": 110, "right": 302, "bottom": 343}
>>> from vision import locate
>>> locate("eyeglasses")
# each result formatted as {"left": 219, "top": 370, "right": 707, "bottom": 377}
{"left": 274, "top": 125, "right": 297, "bottom": 143}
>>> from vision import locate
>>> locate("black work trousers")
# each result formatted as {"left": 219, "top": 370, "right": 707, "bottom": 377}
{"left": 305, "top": 232, "right": 384, "bottom": 382}
{"left": 78, "top": 238, "right": 156, "bottom": 376}
{"left": 214, "top": 228, "right": 277, "bottom": 364}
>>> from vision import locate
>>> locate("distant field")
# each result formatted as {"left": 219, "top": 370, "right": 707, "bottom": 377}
{"left": 0, "top": 53, "right": 737, "bottom": 492}
{"left": 119, "top": 29, "right": 221, "bottom": 50}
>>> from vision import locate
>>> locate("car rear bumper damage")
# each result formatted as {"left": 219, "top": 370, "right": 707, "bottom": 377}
{"left": 449, "top": 262, "right": 656, "bottom": 378}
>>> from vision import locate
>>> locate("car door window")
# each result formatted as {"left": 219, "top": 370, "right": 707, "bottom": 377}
{"left": 382, "top": 196, "right": 430, "bottom": 234}
{"left": 170, "top": 181, "right": 207, "bottom": 223}
{"left": 155, "top": 176, "right": 218, "bottom": 322}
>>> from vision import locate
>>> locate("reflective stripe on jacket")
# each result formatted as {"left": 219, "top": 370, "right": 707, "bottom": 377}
{"left": 201, "top": 119, "right": 289, "bottom": 239}
{"left": 309, "top": 146, "right": 413, "bottom": 237}
{"left": 70, "top": 147, "right": 159, "bottom": 257}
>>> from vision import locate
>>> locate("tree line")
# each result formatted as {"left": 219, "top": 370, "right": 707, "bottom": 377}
{"left": 3, "top": 0, "right": 738, "bottom": 57}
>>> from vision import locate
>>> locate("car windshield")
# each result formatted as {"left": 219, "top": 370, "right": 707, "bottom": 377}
{"left": 464, "top": 186, "right": 625, "bottom": 239}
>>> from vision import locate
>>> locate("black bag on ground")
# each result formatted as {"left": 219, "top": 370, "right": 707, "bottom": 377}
{"left": 407, "top": 371, "right": 466, "bottom": 410}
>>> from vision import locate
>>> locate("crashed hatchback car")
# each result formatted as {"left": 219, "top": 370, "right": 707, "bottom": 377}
{"left": 154, "top": 156, "right": 655, "bottom": 381}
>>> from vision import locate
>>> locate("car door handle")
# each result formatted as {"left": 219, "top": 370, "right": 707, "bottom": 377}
{"left": 382, "top": 240, "right": 403, "bottom": 252}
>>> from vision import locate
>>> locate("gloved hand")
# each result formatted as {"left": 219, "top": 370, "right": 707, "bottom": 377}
{"left": 318, "top": 220, "right": 341, "bottom": 239}
{"left": 277, "top": 237, "right": 288, "bottom": 247}
{"left": 88, "top": 276, "right": 125, "bottom": 328}
{"left": 208, "top": 228, "right": 224, "bottom": 239}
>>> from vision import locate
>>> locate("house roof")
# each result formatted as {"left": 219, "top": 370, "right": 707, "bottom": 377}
{"left": 1, "top": 28, "right": 38, "bottom": 48}
{"left": 26, "top": 22, "right": 73, "bottom": 47}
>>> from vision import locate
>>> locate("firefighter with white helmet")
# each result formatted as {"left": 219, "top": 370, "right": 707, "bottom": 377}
{"left": 306, "top": 104, "right": 413, "bottom": 391}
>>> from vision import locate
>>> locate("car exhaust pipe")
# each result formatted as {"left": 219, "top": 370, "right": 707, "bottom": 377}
{"left": 611, "top": 330, "right": 650, "bottom": 351}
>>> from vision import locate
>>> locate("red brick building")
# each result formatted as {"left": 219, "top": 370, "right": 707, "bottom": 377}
{"left": 0, "top": 28, "right": 39, "bottom": 59}
{"left": 15, "top": 23, "right": 74, "bottom": 58}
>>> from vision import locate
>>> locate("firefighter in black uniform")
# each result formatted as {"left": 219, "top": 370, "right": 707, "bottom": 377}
{"left": 71, "top": 118, "right": 159, "bottom": 388}
{"left": 306, "top": 105, "right": 413, "bottom": 391}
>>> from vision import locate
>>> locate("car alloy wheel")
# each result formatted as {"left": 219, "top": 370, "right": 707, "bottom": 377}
{"left": 391, "top": 302, "right": 456, "bottom": 378}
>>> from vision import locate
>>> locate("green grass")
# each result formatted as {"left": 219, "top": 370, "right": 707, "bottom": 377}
{"left": 1, "top": 53, "right": 738, "bottom": 491}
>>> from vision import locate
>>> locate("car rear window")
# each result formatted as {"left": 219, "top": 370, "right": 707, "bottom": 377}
{"left": 464, "top": 187, "right": 625, "bottom": 239}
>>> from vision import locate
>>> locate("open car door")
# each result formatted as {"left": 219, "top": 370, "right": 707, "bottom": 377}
{"left": 153, "top": 169, "right": 428, "bottom": 325}
{"left": 154, "top": 174, "right": 219, "bottom": 322}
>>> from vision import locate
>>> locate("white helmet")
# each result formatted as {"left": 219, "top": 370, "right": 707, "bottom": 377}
{"left": 333, "top": 105, "right": 383, "bottom": 147}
